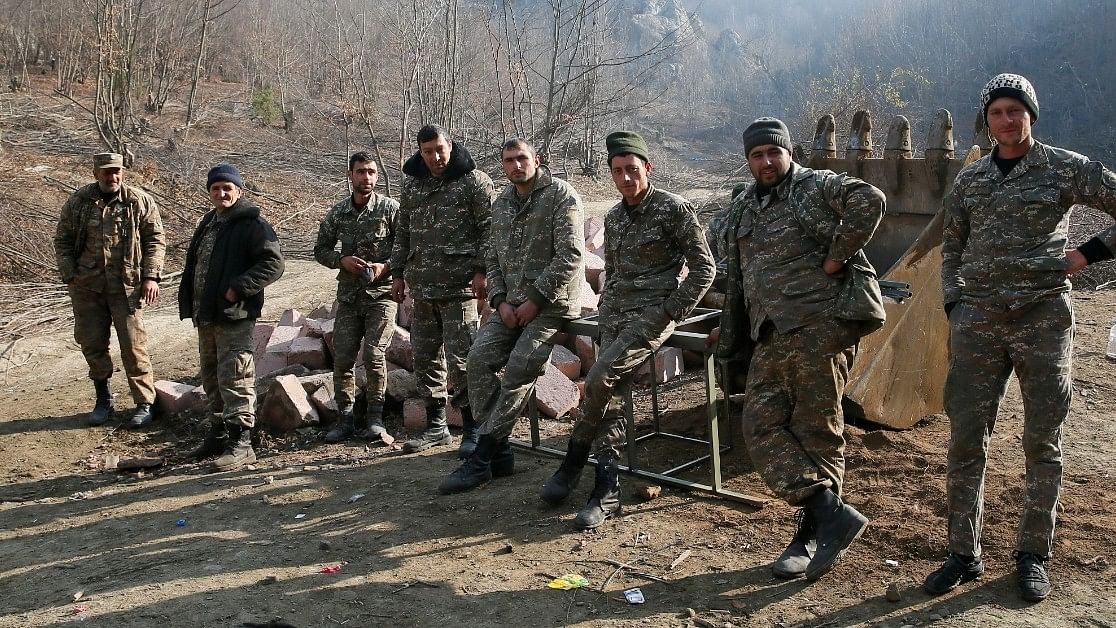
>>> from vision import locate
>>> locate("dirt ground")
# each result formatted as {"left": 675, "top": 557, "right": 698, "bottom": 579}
{"left": 0, "top": 258, "right": 1114, "bottom": 628}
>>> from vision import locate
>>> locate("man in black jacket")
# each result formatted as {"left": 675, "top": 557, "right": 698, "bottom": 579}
{"left": 179, "top": 164, "right": 285, "bottom": 472}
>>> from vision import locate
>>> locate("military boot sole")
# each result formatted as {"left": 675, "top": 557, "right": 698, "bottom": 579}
{"left": 401, "top": 432, "right": 453, "bottom": 454}
{"left": 438, "top": 469, "right": 493, "bottom": 495}
{"left": 324, "top": 426, "right": 356, "bottom": 443}
{"left": 804, "top": 511, "right": 868, "bottom": 581}
{"left": 211, "top": 449, "right": 257, "bottom": 473}
{"left": 127, "top": 414, "right": 154, "bottom": 429}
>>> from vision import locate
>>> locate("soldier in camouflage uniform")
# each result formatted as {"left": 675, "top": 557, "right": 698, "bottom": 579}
{"left": 314, "top": 152, "right": 399, "bottom": 444}
{"left": 713, "top": 118, "right": 886, "bottom": 581}
{"left": 390, "top": 125, "right": 495, "bottom": 455}
{"left": 54, "top": 152, "right": 166, "bottom": 428}
{"left": 179, "top": 164, "right": 284, "bottom": 472}
{"left": 439, "top": 139, "right": 584, "bottom": 494}
{"left": 924, "top": 74, "right": 1116, "bottom": 603}
{"left": 541, "top": 131, "right": 715, "bottom": 530}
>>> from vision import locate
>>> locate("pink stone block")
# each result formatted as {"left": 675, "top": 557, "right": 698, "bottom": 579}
{"left": 309, "top": 386, "right": 339, "bottom": 424}
{"left": 154, "top": 380, "right": 203, "bottom": 415}
{"left": 258, "top": 374, "right": 319, "bottom": 432}
{"left": 287, "top": 337, "right": 327, "bottom": 370}
{"left": 278, "top": 308, "right": 305, "bottom": 327}
{"left": 266, "top": 325, "right": 301, "bottom": 355}
{"left": 299, "top": 318, "right": 325, "bottom": 338}
{"left": 550, "top": 345, "right": 581, "bottom": 381}
{"left": 574, "top": 335, "right": 596, "bottom": 375}
{"left": 309, "top": 304, "right": 332, "bottom": 320}
{"left": 637, "top": 347, "right": 684, "bottom": 384}
{"left": 386, "top": 327, "right": 413, "bottom": 371}
{"left": 584, "top": 250, "right": 606, "bottom": 293}
{"left": 534, "top": 362, "right": 580, "bottom": 419}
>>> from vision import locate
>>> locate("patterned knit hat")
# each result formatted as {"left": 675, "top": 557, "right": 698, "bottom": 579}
{"left": 981, "top": 73, "right": 1039, "bottom": 123}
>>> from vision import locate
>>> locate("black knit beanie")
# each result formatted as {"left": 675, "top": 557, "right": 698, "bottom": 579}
{"left": 742, "top": 117, "right": 793, "bottom": 155}
{"left": 206, "top": 163, "right": 244, "bottom": 190}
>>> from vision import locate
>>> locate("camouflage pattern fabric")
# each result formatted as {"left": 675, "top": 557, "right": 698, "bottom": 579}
{"left": 390, "top": 169, "right": 494, "bottom": 300}
{"left": 332, "top": 296, "right": 397, "bottom": 408}
{"left": 599, "top": 185, "right": 715, "bottom": 320}
{"left": 197, "top": 318, "right": 256, "bottom": 429}
{"left": 54, "top": 182, "right": 165, "bottom": 405}
{"left": 940, "top": 141, "right": 1116, "bottom": 559}
{"left": 410, "top": 297, "right": 479, "bottom": 408}
{"left": 68, "top": 286, "right": 155, "bottom": 404}
{"left": 54, "top": 183, "right": 166, "bottom": 294}
{"left": 725, "top": 164, "right": 885, "bottom": 341}
{"left": 192, "top": 213, "right": 224, "bottom": 321}
{"left": 722, "top": 164, "right": 883, "bottom": 508}
{"left": 570, "top": 307, "right": 676, "bottom": 456}
{"left": 486, "top": 166, "right": 584, "bottom": 317}
{"left": 742, "top": 318, "right": 860, "bottom": 505}
{"left": 314, "top": 193, "right": 399, "bottom": 302}
{"left": 471, "top": 166, "right": 584, "bottom": 439}
{"left": 471, "top": 311, "right": 566, "bottom": 440}
{"left": 942, "top": 141, "right": 1116, "bottom": 310}
{"left": 944, "top": 294, "right": 1072, "bottom": 559}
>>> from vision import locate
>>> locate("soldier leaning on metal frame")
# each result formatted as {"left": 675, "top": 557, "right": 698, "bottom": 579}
{"left": 438, "top": 138, "right": 585, "bottom": 495}
{"left": 178, "top": 164, "right": 285, "bottom": 473}
{"left": 712, "top": 118, "right": 887, "bottom": 582}
{"left": 314, "top": 152, "right": 399, "bottom": 445}
{"left": 923, "top": 74, "right": 1116, "bottom": 603}
{"left": 541, "top": 131, "right": 715, "bottom": 531}
{"left": 390, "top": 125, "right": 495, "bottom": 456}
{"left": 53, "top": 152, "right": 166, "bottom": 428}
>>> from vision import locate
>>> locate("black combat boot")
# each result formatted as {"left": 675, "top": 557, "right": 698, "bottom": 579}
{"left": 803, "top": 488, "right": 869, "bottom": 581}
{"left": 401, "top": 400, "right": 453, "bottom": 453}
{"left": 1015, "top": 551, "right": 1051, "bottom": 602}
{"left": 541, "top": 439, "right": 591, "bottom": 505}
{"left": 923, "top": 552, "right": 984, "bottom": 595}
{"left": 212, "top": 424, "right": 256, "bottom": 472}
{"left": 491, "top": 438, "right": 514, "bottom": 477}
{"left": 365, "top": 403, "right": 388, "bottom": 442}
{"left": 190, "top": 419, "right": 229, "bottom": 461}
{"left": 573, "top": 450, "right": 621, "bottom": 530}
{"left": 771, "top": 508, "right": 817, "bottom": 579}
{"left": 87, "top": 378, "right": 114, "bottom": 426}
{"left": 439, "top": 434, "right": 499, "bottom": 494}
{"left": 128, "top": 402, "right": 154, "bottom": 428}
{"left": 457, "top": 406, "right": 478, "bottom": 459}
{"left": 325, "top": 405, "right": 356, "bottom": 443}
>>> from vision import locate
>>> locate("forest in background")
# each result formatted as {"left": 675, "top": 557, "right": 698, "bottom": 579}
{"left": 1, "top": 0, "right": 1113, "bottom": 182}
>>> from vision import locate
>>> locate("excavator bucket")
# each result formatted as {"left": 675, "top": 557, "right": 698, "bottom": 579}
{"left": 805, "top": 109, "right": 989, "bottom": 429}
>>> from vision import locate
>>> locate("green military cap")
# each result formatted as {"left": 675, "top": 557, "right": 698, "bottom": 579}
{"left": 93, "top": 152, "right": 124, "bottom": 170}
{"left": 605, "top": 131, "right": 650, "bottom": 163}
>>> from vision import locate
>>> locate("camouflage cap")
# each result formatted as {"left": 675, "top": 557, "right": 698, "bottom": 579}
{"left": 93, "top": 152, "right": 124, "bottom": 170}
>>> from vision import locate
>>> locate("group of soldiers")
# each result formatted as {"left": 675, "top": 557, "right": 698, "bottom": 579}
{"left": 52, "top": 73, "right": 1116, "bottom": 603}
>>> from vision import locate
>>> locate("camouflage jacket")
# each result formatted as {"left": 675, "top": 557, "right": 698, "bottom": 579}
{"left": 53, "top": 182, "right": 166, "bottom": 293}
{"left": 943, "top": 141, "right": 1116, "bottom": 310}
{"left": 721, "top": 164, "right": 885, "bottom": 350}
{"left": 390, "top": 142, "right": 495, "bottom": 300}
{"left": 315, "top": 193, "right": 399, "bottom": 302}
{"left": 600, "top": 185, "right": 715, "bottom": 323}
{"left": 487, "top": 166, "right": 584, "bottom": 319}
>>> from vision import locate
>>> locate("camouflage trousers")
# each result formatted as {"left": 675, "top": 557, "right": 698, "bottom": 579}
{"left": 332, "top": 294, "right": 397, "bottom": 409}
{"left": 197, "top": 319, "right": 256, "bottom": 429}
{"left": 470, "top": 310, "right": 565, "bottom": 440}
{"left": 742, "top": 318, "right": 860, "bottom": 506}
{"left": 68, "top": 285, "right": 155, "bottom": 405}
{"left": 570, "top": 307, "right": 675, "bottom": 457}
{"left": 411, "top": 297, "right": 479, "bottom": 409}
{"left": 945, "top": 293, "right": 1073, "bottom": 559}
